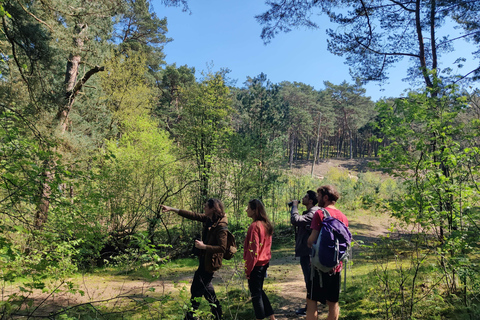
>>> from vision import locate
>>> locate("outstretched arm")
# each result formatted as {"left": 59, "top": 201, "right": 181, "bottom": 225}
{"left": 161, "top": 205, "right": 207, "bottom": 222}
{"left": 161, "top": 205, "right": 179, "bottom": 213}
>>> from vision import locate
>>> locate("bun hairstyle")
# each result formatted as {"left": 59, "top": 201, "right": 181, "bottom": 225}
{"left": 248, "top": 199, "right": 273, "bottom": 236}
{"left": 317, "top": 185, "right": 340, "bottom": 202}
{"left": 207, "top": 198, "right": 226, "bottom": 219}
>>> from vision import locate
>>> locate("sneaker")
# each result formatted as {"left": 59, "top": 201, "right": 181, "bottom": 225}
{"left": 295, "top": 307, "right": 307, "bottom": 316}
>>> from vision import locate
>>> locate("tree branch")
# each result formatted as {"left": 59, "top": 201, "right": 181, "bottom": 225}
{"left": 69, "top": 65, "right": 105, "bottom": 99}
{"left": 16, "top": 0, "right": 53, "bottom": 31}
{"left": 354, "top": 36, "right": 420, "bottom": 58}
{"left": 453, "top": 66, "right": 480, "bottom": 84}
{"left": 389, "top": 0, "right": 416, "bottom": 13}
{"left": 359, "top": 0, "right": 373, "bottom": 46}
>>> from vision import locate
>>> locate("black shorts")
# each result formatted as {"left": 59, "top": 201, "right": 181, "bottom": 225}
{"left": 306, "top": 269, "right": 341, "bottom": 304}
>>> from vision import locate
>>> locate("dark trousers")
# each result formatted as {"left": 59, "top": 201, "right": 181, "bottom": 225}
{"left": 300, "top": 255, "right": 310, "bottom": 292}
{"left": 186, "top": 260, "right": 222, "bottom": 320}
{"left": 248, "top": 264, "right": 274, "bottom": 319}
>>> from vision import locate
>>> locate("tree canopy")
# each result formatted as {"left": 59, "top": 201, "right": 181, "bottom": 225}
{"left": 257, "top": 0, "right": 480, "bottom": 89}
{"left": 1, "top": 1, "right": 480, "bottom": 318}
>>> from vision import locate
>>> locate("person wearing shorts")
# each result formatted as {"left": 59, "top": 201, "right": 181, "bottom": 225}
{"left": 306, "top": 185, "right": 348, "bottom": 320}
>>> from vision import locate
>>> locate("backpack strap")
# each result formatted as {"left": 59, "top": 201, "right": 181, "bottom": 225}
{"left": 217, "top": 226, "right": 230, "bottom": 240}
{"left": 321, "top": 208, "right": 331, "bottom": 219}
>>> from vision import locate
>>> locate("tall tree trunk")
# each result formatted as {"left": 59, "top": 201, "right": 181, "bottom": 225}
{"left": 306, "top": 139, "right": 311, "bottom": 161}
{"left": 311, "top": 112, "right": 321, "bottom": 177}
{"left": 57, "top": 23, "right": 87, "bottom": 133}
{"left": 337, "top": 135, "right": 343, "bottom": 158}
{"left": 289, "top": 131, "right": 295, "bottom": 170}
{"left": 34, "top": 160, "right": 53, "bottom": 229}
{"left": 349, "top": 130, "right": 353, "bottom": 159}
{"left": 34, "top": 23, "right": 105, "bottom": 229}
{"left": 34, "top": 24, "right": 86, "bottom": 229}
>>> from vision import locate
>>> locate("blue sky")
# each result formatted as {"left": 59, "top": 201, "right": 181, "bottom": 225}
{"left": 152, "top": 0, "right": 477, "bottom": 101}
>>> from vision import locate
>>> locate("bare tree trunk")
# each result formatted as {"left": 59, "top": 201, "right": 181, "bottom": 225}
{"left": 349, "top": 130, "right": 353, "bottom": 159}
{"left": 57, "top": 23, "right": 87, "bottom": 133}
{"left": 34, "top": 160, "right": 53, "bottom": 229}
{"left": 311, "top": 112, "right": 321, "bottom": 177}
{"left": 289, "top": 132, "right": 294, "bottom": 170}
{"left": 306, "top": 139, "right": 311, "bottom": 161}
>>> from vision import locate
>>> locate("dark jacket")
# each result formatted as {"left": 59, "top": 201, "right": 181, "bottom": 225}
{"left": 290, "top": 205, "right": 320, "bottom": 257}
{"left": 178, "top": 209, "right": 228, "bottom": 273}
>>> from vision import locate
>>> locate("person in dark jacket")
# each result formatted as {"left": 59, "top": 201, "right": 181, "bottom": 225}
{"left": 161, "top": 199, "right": 228, "bottom": 320}
{"left": 290, "top": 190, "right": 319, "bottom": 316}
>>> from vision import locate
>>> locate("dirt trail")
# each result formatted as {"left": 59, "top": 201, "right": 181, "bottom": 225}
{"left": 15, "top": 211, "right": 392, "bottom": 319}
{"left": 13, "top": 159, "right": 393, "bottom": 319}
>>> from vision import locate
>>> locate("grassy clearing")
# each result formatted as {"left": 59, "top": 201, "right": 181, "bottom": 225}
{"left": 4, "top": 204, "right": 480, "bottom": 319}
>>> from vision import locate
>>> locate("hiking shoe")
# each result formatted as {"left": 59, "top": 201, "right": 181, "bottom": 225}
{"left": 295, "top": 307, "right": 307, "bottom": 316}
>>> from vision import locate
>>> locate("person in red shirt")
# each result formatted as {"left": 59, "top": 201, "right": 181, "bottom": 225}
{"left": 244, "top": 199, "right": 276, "bottom": 320}
{"left": 306, "top": 185, "right": 349, "bottom": 320}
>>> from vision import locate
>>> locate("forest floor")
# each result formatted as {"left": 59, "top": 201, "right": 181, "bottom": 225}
{"left": 12, "top": 158, "right": 395, "bottom": 319}
{"left": 20, "top": 210, "right": 393, "bottom": 319}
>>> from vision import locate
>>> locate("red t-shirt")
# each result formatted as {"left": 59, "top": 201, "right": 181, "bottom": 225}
{"left": 311, "top": 207, "right": 349, "bottom": 230}
{"left": 243, "top": 220, "right": 272, "bottom": 278}
{"left": 311, "top": 207, "right": 349, "bottom": 273}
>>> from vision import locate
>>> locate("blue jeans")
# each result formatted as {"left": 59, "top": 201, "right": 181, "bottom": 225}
{"left": 248, "top": 264, "right": 274, "bottom": 319}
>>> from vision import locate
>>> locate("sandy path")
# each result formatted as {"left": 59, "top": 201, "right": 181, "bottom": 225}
{"left": 8, "top": 212, "right": 393, "bottom": 319}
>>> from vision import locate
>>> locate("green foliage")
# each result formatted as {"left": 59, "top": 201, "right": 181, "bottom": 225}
{"left": 343, "top": 228, "right": 480, "bottom": 320}
{"left": 258, "top": 0, "right": 480, "bottom": 86}
{"left": 114, "top": 0, "right": 170, "bottom": 74}
{"left": 229, "top": 73, "right": 286, "bottom": 208}
{"left": 0, "top": 110, "right": 89, "bottom": 315}
{"left": 279, "top": 81, "right": 326, "bottom": 164}
{"left": 177, "top": 71, "right": 234, "bottom": 204}
{"left": 2, "top": 1, "right": 480, "bottom": 318}
{"left": 100, "top": 50, "right": 157, "bottom": 126}
{"left": 156, "top": 63, "right": 196, "bottom": 131}
{"left": 0, "top": 110, "right": 52, "bottom": 210}
{"left": 323, "top": 80, "right": 376, "bottom": 158}
{"left": 373, "top": 85, "right": 480, "bottom": 316}
{"left": 100, "top": 114, "right": 177, "bottom": 246}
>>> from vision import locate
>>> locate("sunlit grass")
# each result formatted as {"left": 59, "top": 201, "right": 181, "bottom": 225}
{"left": 4, "top": 204, "right": 479, "bottom": 319}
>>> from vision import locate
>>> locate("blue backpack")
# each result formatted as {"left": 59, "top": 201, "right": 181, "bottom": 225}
{"left": 311, "top": 208, "right": 352, "bottom": 275}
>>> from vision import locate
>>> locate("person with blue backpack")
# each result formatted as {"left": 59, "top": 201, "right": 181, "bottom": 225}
{"left": 306, "top": 185, "right": 351, "bottom": 320}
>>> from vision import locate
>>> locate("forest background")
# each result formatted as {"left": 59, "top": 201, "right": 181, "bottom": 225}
{"left": 1, "top": 0, "right": 480, "bottom": 319}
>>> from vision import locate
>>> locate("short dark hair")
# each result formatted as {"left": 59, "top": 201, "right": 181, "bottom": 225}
{"left": 306, "top": 190, "right": 318, "bottom": 205}
{"left": 317, "top": 185, "right": 340, "bottom": 202}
